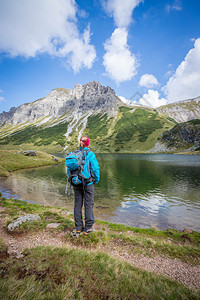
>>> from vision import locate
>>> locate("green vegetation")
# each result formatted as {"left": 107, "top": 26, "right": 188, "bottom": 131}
{"left": 0, "top": 150, "right": 64, "bottom": 177}
{"left": 1, "top": 246, "right": 199, "bottom": 300}
{"left": 96, "top": 220, "right": 200, "bottom": 245}
{"left": 161, "top": 119, "right": 200, "bottom": 150}
{"left": 0, "top": 122, "right": 68, "bottom": 147}
{"left": 1, "top": 197, "right": 200, "bottom": 263}
{"left": 84, "top": 113, "right": 109, "bottom": 139}
{"left": 0, "top": 107, "right": 178, "bottom": 153}
{"left": 1, "top": 197, "right": 74, "bottom": 232}
{"left": 0, "top": 196, "right": 200, "bottom": 298}
{"left": 115, "top": 108, "right": 163, "bottom": 144}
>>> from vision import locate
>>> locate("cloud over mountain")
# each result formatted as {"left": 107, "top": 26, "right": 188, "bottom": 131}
{"left": 164, "top": 38, "right": 200, "bottom": 102}
{"left": 138, "top": 89, "right": 167, "bottom": 108}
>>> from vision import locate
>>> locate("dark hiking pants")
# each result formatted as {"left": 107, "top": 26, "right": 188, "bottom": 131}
{"left": 73, "top": 183, "right": 95, "bottom": 231}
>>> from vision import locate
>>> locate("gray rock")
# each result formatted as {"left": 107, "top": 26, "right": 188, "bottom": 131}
{"left": 52, "top": 157, "right": 59, "bottom": 162}
{"left": 7, "top": 214, "right": 41, "bottom": 231}
{"left": 23, "top": 150, "right": 36, "bottom": 156}
{"left": 61, "top": 210, "right": 71, "bottom": 216}
{"left": 0, "top": 81, "right": 122, "bottom": 126}
{"left": 46, "top": 223, "right": 61, "bottom": 229}
{"left": 157, "top": 97, "right": 200, "bottom": 123}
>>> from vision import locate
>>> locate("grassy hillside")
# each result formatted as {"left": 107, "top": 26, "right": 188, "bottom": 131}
{"left": 0, "top": 150, "right": 64, "bottom": 177}
{"left": 0, "top": 107, "right": 176, "bottom": 153}
{"left": 83, "top": 108, "right": 176, "bottom": 152}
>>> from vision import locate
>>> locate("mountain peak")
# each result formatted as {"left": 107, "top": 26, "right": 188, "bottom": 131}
{"left": 0, "top": 81, "right": 122, "bottom": 125}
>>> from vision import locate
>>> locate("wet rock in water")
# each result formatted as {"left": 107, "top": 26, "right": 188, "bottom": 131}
{"left": 23, "top": 150, "right": 36, "bottom": 156}
{"left": 183, "top": 228, "right": 193, "bottom": 234}
{"left": 46, "top": 223, "right": 61, "bottom": 229}
{"left": 7, "top": 214, "right": 41, "bottom": 231}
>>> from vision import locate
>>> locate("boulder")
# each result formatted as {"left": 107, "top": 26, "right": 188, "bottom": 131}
{"left": 7, "top": 214, "right": 41, "bottom": 231}
{"left": 23, "top": 150, "right": 36, "bottom": 156}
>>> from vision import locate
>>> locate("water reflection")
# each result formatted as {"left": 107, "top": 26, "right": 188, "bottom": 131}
{"left": 0, "top": 154, "right": 199, "bottom": 231}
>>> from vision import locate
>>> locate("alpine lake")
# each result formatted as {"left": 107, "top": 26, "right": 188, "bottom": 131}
{"left": 0, "top": 153, "right": 200, "bottom": 232}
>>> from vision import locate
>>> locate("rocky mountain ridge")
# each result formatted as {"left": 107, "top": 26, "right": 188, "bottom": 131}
{"left": 0, "top": 81, "right": 199, "bottom": 153}
{"left": 156, "top": 97, "right": 200, "bottom": 123}
{"left": 0, "top": 81, "right": 199, "bottom": 127}
{"left": 0, "top": 81, "right": 122, "bottom": 126}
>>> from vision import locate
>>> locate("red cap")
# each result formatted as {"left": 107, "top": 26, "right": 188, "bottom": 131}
{"left": 82, "top": 138, "right": 90, "bottom": 147}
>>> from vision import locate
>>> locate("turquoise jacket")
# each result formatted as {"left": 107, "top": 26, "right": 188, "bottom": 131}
{"left": 67, "top": 147, "right": 100, "bottom": 185}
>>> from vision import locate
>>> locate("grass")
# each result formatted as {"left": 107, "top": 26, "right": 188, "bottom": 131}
{"left": 0, "top": 122, "right": 69, "bottom": 148}
{"left": 0, "top": 150, "right": 64, "bottom": 177}
{"left": 0, "top": 107, "right": 177, "bottom": 153}
{"left": 96, "top": 220, "right": 200, "bottom": 245}
{"left": 0, "top": 197, "right": 74, "bottom": 232}
{"left": 0, "top": 246, "right": 200, "bottom": 300}
{"left": 1, "top": 196, "right": 200, "bottom": 264}
{"left": 0, "top": 196, "right": 200, "bottom": 298}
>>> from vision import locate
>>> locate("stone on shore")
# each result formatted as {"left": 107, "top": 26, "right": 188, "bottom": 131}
{"left": 46, "top": 223, "right": 61, "bottom": 229}
{"left": 7, "top": 214, "right": 41, "bottom": 231}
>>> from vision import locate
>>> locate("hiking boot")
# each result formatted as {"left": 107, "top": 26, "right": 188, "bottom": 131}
{"left": 83, "top": 228, "right": 96, "bottom": 235}
{"left": 70, "top": 229, "right": 83, "bottom": 238}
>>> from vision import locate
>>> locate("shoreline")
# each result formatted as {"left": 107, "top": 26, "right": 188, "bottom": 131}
{"left": 0, "top": 149, "right": 64, "bottom": 178}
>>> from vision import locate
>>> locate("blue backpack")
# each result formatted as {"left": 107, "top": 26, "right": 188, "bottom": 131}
{"left": 65, "top": 149, "right": 94, "bottom": 193}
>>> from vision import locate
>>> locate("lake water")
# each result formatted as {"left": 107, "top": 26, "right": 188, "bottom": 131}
{"left": 0, "top": 153, "right": 200, "bottom": 232}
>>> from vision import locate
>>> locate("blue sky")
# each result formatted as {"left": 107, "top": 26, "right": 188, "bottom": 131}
{"left": 0, "top": 0, "right": 200, "bottom": 113}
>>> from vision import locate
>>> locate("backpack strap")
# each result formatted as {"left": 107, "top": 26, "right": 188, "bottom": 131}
{"left": 80, "top": 149, "right": 91, "bottom": 192}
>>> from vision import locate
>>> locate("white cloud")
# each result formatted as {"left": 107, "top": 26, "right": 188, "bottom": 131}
{"left": 103, "top": 28, "right": 138, "bottom": 83}
{"left": 164, "top": 38, "right": 200, "bottom": 102}
{"left": 0, "top": 96, "right": 5, "bottom": 103}
{"left": 103, "top": 0, "right": 143, "bottom": 27}
{"left": 138, "top": 90, "right": 167, "bottom": 108}
{"left": 139, "top": 74, "right": 159, "bottom": 88}
{"left": 165, "top": 0, "right": 182, "bottom": 12}
{"left": 118, "top": 96, "right": 130, "bottom": 105}
{"left": 0, "top": 0, "right": 96, "bottom": 72}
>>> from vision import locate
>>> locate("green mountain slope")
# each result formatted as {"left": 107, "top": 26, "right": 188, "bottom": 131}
{"left": 0, "top": 107, "right": 176, "bottom": 153}
{"left": 160, "top": 119, "right": 200, "bottom": 151}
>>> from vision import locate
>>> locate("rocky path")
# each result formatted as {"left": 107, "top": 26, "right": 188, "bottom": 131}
{"left": 0, "top": 210, "right": 200, "bottom": 291}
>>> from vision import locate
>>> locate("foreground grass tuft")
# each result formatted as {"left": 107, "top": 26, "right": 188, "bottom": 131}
{"left": 0, "top": 246, "right": 199, "bottom": 300}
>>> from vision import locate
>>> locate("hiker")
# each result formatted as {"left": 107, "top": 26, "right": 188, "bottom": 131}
{"left": 66, "top": 136, "right": 100, "bottom": 237}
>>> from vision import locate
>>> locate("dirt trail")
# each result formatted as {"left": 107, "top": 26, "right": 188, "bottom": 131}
{"left": 0, "top": 212, "right": 200, "bottom": 291}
